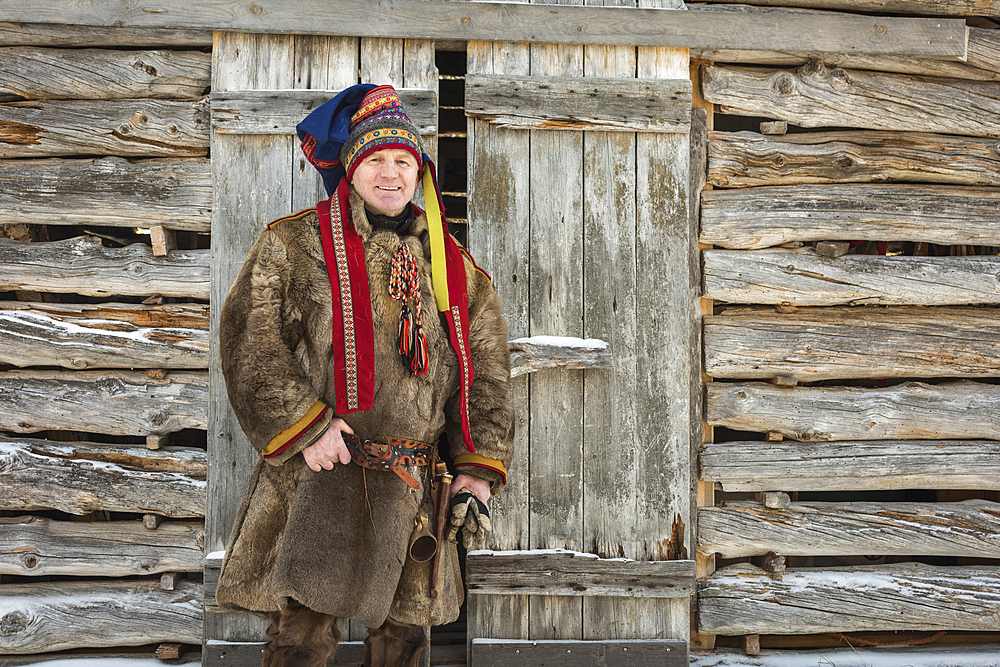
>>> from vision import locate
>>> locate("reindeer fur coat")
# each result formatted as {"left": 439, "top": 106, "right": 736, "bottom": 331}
{"left": 215, "top": 189, "right": 514, "bottom": 629}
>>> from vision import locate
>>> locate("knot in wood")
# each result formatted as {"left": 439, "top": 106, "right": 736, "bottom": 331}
{"left": 800, "top": 59, "right": 828, "bottom": 79}
{"left": 22, "top": 553, "right": 37, "bottom": 569}
{"left": 828, "top": 69, "right": 851, "bottom": 92}
{"left": 771, "top": 72, "right": 797, "bottom": 98}
{"left": 0, "top": 610, "right": 29, "bottom": 636}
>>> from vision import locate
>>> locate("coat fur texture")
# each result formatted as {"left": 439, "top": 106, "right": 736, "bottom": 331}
{"left": 216, "top": 190, "right": 514, "bottom": 628}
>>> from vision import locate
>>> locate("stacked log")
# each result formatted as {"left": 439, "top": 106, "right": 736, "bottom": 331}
{"left": 696, "top": 25, "right": 1000, "bottom": 649}
{"left": 0, "top": 29, "right": 210, "bottom": 660}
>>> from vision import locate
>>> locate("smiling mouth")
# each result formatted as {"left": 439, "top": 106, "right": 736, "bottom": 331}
{"left": 377, "top": 186, "right": 401, "bottom": 191}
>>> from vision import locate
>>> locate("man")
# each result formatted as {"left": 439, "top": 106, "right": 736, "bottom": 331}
{"left": 215, "top": 84, "right": 515, "bottom": 667}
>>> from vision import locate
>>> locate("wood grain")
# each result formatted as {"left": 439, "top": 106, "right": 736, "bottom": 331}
{"left": 0, "top": 235, "right": 209, "bottom": 299}
{"left": 527, "top": 11, "right": 586, "bottom": 641}
{"left": 466, "top": 35, "right": 532, "bottom": 646}
{"left": 692, "top": 0, "right": 998, "bottom": 17}
{"left": 508, "top": 338, "right": 611, "bottom": 377}
{"left": 465, "top": 74, "right": 691, "bottom": 132}
{"left": 0, "top": 98, "right": 209, "bottom": 158}
{"left": 0, "top": 579, "right": 202, "bottom": 653}
{"left": 0, "top": 369, "right": 207, "bottom": 435}
{"left": 707, "top": 130, "right": 1000, "bottom": 188}
{"left": 691, "top": 26, "right": 1000, "bottom": 82}
{"left": 467, "top": 550, "right": 695, "bottom": 598}
{"left": 0, "top": 515, "right": 204, "bottom": 576}
{"left": 0, "top": 46, "right": 210, "bottom": 101}
{"left": 700, "top": 439, "right": 1000, "bottom": 492}
{"left": 0, "top": 22, "right": 211, "bottom": 48}
{"left": 0, "top": 435, "right": 206, "bottom": 517}
{"left": 580, "top": 12, "right": 644, "bottom": 641}
{"left": 204, "top": 31, "right": 294, "bottom": 649}
{"left": 0, "top": 301, "right": 208, "bottom": 370}
{"left": 635, "top": 1, "right": 692, "bottom": 643}
{"left": 701, "top": 61, "right": 1000, "bottom": 138}
{"left": 698, "top": 563, "right": 1000, "bottom": 635}
{"left": 702, "top": 248, "right": 1000, "bottom": 305}
{"left": 700, "top": 184, "right": 1000, "bottom": 249}
{"left": 211, "top": 87, "right": 436, "bottom": 135}
{"left": 698, "top": 500, "right": 1000, "bottom": 558}
{"left": 706, "top": 381, "right": 1000, "bottom": 442}
{"left": 704, "top": 306, "right": 1000, "bottom": 381}
{"left": 0, "top": 157, "right": 210, "bottom": 231}
{"left": 0, "top": 1, "right": 968, "bottom": 56}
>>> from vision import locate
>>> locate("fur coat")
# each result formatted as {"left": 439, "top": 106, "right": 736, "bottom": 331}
{"left": 215, "top": 189, "right": 515, "bottom": 629}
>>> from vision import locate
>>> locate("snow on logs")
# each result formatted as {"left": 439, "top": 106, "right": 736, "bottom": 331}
{"left": 0, "top": 302, "right": 208, "bottom": 370}
{"left": 698, "top": 563, "right": 1000, "bottom": 635}
{"left": 0, "top": 436, "right": 205, "bottom": 517}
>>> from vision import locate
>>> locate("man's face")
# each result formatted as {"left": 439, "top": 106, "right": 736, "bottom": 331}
{"left": 351, "top": 148, "right": 420, "bottom": 217}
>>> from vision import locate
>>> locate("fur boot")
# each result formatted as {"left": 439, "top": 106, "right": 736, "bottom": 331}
{"left": 364, "top": 619, "right": 428, "bottom": 667}
{"left": 262, "top": 598, "right": 341, "bottom": 667}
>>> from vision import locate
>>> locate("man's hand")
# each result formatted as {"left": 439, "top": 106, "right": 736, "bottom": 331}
{"left": 301, "top": 418, "right": 354, "bottom": 472}
{"left": 446, "top": 474, "right": 492, "bottom": 549}
{"left": 450, "top": 473, "right": 490, "bottom": 504}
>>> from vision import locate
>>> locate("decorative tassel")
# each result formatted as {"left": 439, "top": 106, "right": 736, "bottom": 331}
{"left": 389, "top": 243, "right": 428, "bottom": 376}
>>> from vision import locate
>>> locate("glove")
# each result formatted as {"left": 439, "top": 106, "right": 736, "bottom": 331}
{"left": 445, "top": 489, "right": 492, "bottom": 549}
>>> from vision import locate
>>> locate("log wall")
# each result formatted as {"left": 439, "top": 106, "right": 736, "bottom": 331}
{"left": 0, "top": 25, "right": 211, "bottom": 661}
{"left": 696, "top": 8, "right": 1000, "bottom": 655}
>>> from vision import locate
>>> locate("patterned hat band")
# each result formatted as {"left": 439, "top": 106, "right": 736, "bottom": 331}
{"left": 344, "top": 127, "right": 422, "bottom": 181}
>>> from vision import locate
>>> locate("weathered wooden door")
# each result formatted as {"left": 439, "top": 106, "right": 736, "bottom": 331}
{"left": 463, "top": 8, "right": 699, "bottom": 663}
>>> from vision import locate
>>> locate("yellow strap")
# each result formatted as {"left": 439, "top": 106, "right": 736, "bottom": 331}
{"left": 423, "top": 165, "right": 450, "bottom": 312}
{"left": 262, "top": 400, "right": 327, "bottom": 457}
{"left": 454, "top": 452, "right": 508, "bottom": 478}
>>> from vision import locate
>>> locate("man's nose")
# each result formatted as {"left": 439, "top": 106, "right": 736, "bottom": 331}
{"left": 379, "top": 161, "right": 400, "bottom": 178}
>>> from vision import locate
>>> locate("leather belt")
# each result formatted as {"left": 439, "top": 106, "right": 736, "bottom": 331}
{"left": 343, "top": 433, "right": 435, "bottom": 490}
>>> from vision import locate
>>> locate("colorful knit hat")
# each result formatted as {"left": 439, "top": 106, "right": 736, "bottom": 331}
{"left": 341, "top": 85, "right": 423, "bottom": 181}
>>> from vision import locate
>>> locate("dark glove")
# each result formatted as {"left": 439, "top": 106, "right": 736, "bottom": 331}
{"left": 445, "top": 489, "right": 492, "bottom": 549}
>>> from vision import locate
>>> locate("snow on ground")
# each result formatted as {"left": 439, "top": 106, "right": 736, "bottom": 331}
{"left": 7, "top": 660, "right": 200, "bottom": 667}
{"left": 691, "top": 647, "right": 1000, "bottom": 667}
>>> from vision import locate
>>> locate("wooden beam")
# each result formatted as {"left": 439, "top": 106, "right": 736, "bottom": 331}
{"left": 0, "top": 301, "right": 209, "bottom": 370}
{"left": 707, "top": 130, "right": 1000, "bottom": 188}
{"left": 698, "top": 563, "right": 1000, "bottom": 635}
{"left": 706, "top": 381, "right": 1000, "bottom": 442}
{"left": 700, "top": 184, "right": 1000, "bottom": 250}
{"left": 0, "top": 435, "right": 206, "bottom": 516}
{"left": 211, "top": 88, "right": 436, "bottom": 135}
{"left": 0, "top": 579, "right": 202, "bottom": 654}
{"left": 700, "top": 439, "right": 1000, "bottom": 492}
{"left": 507, "top": 336, "right": 611, "bottom": 378}
{"left": 692, "top": 0, "right": 998, "bottom": 17}
{"left": 0, "top": 157, "right": 211, "bottom": 231}
{"left": 703, "top": 249, "right": 1000, "bottom": 306}
{"left": 699, "top": 500, "right": 1000, "bottom": 559}
{"left": 0, "top": 2, "right": 968, "bottom": 57}
{"left": 465, "top": 74, "right": 691, "bottom": 132}
{"left": 203, "top": 640, "right": 365, "bottom": 666}
{"left": 0, "top": 46, "right": 210, "bottom": 101}
{"left": 0, "top": 235, "right": 209, "bottom": 299}
{"left": 467, "top": 550, "right": 696, "bottom": 598}
{"left": 0, "top": 370, "right": 208, "bottom": 435}
{"left": 471, "top": 639, "right": 687, "bottom": 666}
{"left": 0, "top": 98, "right": 209, "bottom": 159}
{"left": 704, "top": 306, "right": 1000, "bottom": 381}
{"left": 0, "top": 22, "right": 212, "bottom": 48}
{"left": 702, "top": 61, "right": 1000, "bottom": 138}
{"left": 0, "top": 516, "right": 204, "bottom": 576}
{"left": 693, "top": 26, "right": 1000, "bottom": 82}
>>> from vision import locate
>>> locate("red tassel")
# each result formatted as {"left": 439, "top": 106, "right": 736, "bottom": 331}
{"left": 389, "top": 243, "right": 428, "bottom": 376}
